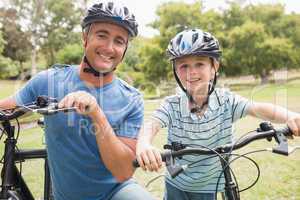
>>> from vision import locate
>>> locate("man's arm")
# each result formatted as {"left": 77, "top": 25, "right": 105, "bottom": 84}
{"left": 247, "top": 102, "right": 300, "bottom": 136}
{"left": 0, "top": 97, "right": 17, "bottom": 110}
{"left": 91, "top": 110, "right": 139, "bottom": 182}
{"left": 58, "top": 91, "right": 142, "bottom": 182}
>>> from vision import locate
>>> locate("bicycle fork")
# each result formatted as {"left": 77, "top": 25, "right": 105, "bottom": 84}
{"left": 220, "top": 156, "right": 239, "bottom": 200}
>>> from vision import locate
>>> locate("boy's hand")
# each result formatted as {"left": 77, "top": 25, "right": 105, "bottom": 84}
{"left": 136, "top": 142, "right": 163, "bottom": 172}
{"left": 287, "top": 117, "right": 300, "bottom": 136}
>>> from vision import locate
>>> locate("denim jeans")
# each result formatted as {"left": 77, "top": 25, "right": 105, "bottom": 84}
{"left": 107, "top": 178, "right": 156, "bottom": 200}
{"left": 164, "top": 181, "right": 216, "bottom": 200}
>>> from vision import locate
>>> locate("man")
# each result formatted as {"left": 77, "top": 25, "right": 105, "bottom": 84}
{"left": 0, "top": 1, "right": 155, "bottom": 200}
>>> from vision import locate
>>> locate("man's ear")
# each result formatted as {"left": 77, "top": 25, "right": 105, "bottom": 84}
{"left": 82, "top": 32, "right": 88, "bottom": 48}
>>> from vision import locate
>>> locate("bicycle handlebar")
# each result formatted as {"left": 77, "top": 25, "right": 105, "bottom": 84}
{"left": 0, "top": 96, "right": 76, "bottom": 121}
{"left": 133, "top": 124, "right": 294, "bottom": 169}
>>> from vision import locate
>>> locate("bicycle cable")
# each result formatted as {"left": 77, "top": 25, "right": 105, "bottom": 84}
{"left": 145, "top": 174, "right": 166, "bottom": 188}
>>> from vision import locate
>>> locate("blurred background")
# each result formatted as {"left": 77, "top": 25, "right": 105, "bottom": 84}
{"left": 0, "top": 0, "right": 300, "bottom": 199}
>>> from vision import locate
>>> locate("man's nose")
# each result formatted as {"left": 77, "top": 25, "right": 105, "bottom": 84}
{"left": 102, "top": 39, "right": 114, "bottom": 53}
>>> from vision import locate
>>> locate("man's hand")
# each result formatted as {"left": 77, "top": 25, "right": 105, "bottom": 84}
{"left": 58, "top": 91, "right": 100, "bottom": 118}
{"left": 287, "top": 117, "right": 300, "bottom": 136}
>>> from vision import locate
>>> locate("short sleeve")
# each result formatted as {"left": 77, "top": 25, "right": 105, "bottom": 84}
{"left": 115, "top": 94, "right": 144, "bottom": 139}
{"left": 152, "top": 98, "right": 172, "bottom": 128}
{"left": 227, "top": 90, "right": 250, "bottom": 122}
{"left": 13, "top": 71, "right": 49, "bottom": 106}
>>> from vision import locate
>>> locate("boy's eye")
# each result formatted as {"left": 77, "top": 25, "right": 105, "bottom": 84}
{"left": 179, "top": 64, "right": 188, "bottom": 69}
{"left": 195, "top": 62, "right": 204, "bottom": 67}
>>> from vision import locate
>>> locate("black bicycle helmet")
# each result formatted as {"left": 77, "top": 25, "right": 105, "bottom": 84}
{"left": 81, "top": 1, "right": 138, "bottom": 37}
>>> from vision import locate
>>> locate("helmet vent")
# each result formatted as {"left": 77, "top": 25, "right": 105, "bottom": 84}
{"left": 192, "top": 33, "right": 198, "bottom": 44}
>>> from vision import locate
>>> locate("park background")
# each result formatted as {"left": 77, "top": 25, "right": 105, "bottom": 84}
{"left": 0, "top": 0, "right": 300, "bottom": 199}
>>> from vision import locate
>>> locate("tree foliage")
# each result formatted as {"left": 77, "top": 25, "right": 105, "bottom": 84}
{"left": 0, "top": 1, "right": 299, "bottom": 86}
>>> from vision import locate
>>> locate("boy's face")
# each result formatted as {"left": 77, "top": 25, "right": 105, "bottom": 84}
{"left": 174, "top": 55, "right": 218, "bottom": 97}
{"left": 82, "top": 22, "right": 129, "bottom": 73}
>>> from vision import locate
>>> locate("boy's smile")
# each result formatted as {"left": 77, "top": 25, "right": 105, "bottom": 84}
{"left": 175, "top": 55, "right": 216, "bottom": 94}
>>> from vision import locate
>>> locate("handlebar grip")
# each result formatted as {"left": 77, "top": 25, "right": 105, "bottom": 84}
{"left": 277, "top": 126, "right": 293, "bottom": 137}
{"left": 132, "top": 159, "right": 140, "bottom": 168}
{"left": 132, "top": 151, "right": 171, "bottom": 168}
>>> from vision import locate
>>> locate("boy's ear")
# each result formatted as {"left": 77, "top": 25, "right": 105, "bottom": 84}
{"left": 211, "top": 60, "right": 220, "bottom": 76}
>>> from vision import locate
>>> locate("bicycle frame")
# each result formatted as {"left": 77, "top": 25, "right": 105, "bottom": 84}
{"left": 0, "top": 119, "right": 52, "bottom": 200}
{"left": 0, "top": 96, "right": 75, "bottom": 200}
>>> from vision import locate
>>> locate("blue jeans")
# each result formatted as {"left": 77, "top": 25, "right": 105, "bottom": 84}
{"left": 164, "top": 181, "right": 216, "bottom": 200}
{"left": 107, "top": 178, "right": 155, "bottom": 200}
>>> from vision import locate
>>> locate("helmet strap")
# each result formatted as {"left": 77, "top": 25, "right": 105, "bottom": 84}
{"left": 82, "top": 56, "right": 115, "bottom": 77}
{"left": 172, "top": 60, "right": 218, "bottom": 113}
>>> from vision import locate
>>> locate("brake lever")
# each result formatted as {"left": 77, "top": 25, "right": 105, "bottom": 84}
{"left": 272, "top": 126, "right": 293, "bottom": 156}
{"left": 33, "top": 103, "right": 76, "bottom": 115}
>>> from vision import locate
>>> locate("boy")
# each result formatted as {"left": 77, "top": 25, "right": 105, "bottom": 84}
{"left": 136, "top": 28, "right": 300, "bottom": 200}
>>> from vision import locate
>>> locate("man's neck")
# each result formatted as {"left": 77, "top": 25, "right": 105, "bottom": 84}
{"left": 79, "top": 62, "right": 115, "bottom": 88}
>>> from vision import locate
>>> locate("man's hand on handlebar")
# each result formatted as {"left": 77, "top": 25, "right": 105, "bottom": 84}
{"left": 58, "top": 91, "right": 100, "bottom": 118}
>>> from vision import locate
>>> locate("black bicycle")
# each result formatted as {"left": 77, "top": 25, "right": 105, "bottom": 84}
{"left": 133, "top": 122, "right": 300, "bottom": 200}
{"left": 0, "top": 96, "right": 75, "bottom": 200}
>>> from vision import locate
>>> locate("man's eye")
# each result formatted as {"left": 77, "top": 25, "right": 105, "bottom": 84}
{"left": 97, "top": 34, "right": 106, "bottom": 38}
{"left": 115, "top": 39, "right": 125, "bottom": 46}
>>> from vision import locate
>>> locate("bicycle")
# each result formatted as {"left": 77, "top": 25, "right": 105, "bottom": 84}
{"left": 0, "top": 96, "right": 75, "bottom": 200}
{"left": 133, "top": 122, "right": 300, "bottom": 200}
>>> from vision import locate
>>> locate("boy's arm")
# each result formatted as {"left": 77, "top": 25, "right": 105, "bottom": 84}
{"left": 136, "top": 119, "right": 163, "bottom": 171}
{"left": 0, "top": 97, "right": 17, "bottom": 110}
{"left": 247, "top": 102, "right": 300, "bottom": 136}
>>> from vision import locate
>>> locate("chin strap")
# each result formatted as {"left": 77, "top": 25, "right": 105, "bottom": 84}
{"left": 190, "top": 75, "right": 216, "bottom": 113}
{"left": 172, "top": 60, "right": 217, "bottom": 113}
{"left": 83, "top": 56, "right": 115, "bottom": 77}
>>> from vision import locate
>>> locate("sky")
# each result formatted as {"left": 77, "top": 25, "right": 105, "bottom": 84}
{"left": 115, "top": 0, "right": 300, "bottom": 37}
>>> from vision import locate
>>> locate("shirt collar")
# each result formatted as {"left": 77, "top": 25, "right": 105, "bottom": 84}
{"left": 179, "top": 89, "right": 221, "bottom": 118}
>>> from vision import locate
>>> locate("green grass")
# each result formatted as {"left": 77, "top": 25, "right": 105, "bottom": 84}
{"left": 0, "top": 80, "right": 300, "bottom": 199}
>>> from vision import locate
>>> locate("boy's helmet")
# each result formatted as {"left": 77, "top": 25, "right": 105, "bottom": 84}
{"left": 167, "top": 29, "right": 221, "bottom": 61}
{"left": 81, "top": 1, "right": 138, "bottom": 37}
{"left": 167, "top": 29, "right": 221, "bottom": 112}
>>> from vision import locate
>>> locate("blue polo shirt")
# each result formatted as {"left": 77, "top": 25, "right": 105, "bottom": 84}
{"left": 14, "top": 65, "right": 144, "bottom": 200}
{"left": 152, "top": 88, "right": 250, "bottom": 193}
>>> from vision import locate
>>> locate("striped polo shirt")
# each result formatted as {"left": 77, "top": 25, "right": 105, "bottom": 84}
{"left": 152, "top": 88, "right": 250, "bottom": 193}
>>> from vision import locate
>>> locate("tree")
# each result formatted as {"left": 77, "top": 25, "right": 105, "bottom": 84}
{"left": 255, "top": 37, "right": 297, "bottom": 83}
{"left": 40, "top": 0, "right": 80, "bottom": 66}
{"left": 0, "top": 7, "right": 32, "bottom": 78}
{"left": 0, "top": 30, "right": 19, "bottom": 79}
{"left": 56, "top": 43, "right": 82, "bottom": 65}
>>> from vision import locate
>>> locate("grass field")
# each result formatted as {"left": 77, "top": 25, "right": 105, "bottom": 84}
{"left": 0, "top": 80, "right": 300, "bottom": 200}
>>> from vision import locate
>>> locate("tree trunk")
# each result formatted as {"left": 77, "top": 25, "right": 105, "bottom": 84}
{"left": 19, "top": 61, "right": 25, "bottom": 80}
{"left": 260, "top": 69, "right": 270, "bottom": 84}
{"left": 31, "top": 46, "right": 37, "bottom": 77}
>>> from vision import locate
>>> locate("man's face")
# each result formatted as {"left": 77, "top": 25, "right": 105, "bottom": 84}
{"left": 175, "top": 55, "right": 217, "bottom": 97}
{"left": 83, "top": 22, "right": 129, "bottom": 73}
